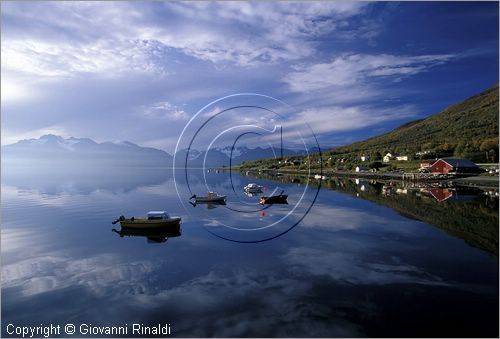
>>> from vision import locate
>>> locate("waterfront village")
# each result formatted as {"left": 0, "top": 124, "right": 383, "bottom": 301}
{"left": 241, "top": 151, "right": 499, "bottom": 177}
{"left": 237, "top": 151, "right": 500, "bottom": 207}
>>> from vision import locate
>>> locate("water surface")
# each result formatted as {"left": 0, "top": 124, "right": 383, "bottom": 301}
{"left": 2, "top": 166, "right": 498, "bottom": 337}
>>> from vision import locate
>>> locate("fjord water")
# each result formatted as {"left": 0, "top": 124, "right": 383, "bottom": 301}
{"left": 1, "top": 165, "right": 498, "bottom": 337}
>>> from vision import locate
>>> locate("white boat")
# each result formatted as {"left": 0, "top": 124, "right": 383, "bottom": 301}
{"left": 112, "top": 211, "right": 181, "bottom": 229}
{"left": 189, "top": 191, "right": 227, "bottom": 203}
{"left": 244, "top": 183, "right": 263, "bottom": 193}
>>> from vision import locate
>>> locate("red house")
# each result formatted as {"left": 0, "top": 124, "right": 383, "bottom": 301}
{"left": 430, "top": 158, "right": 480, "bottom": 174}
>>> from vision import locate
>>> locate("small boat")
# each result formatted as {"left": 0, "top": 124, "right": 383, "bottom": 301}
{"left": 189, "top": 191, "right": 226, "bottom": 203}
{"left": 112, "top": 211, "right": 181, "bottom": 229}
{"left": 259, "top": 191, "right": 288, "bottom": 205}
{"left": 244, "top": 183, "right": 263, "bottom": 193}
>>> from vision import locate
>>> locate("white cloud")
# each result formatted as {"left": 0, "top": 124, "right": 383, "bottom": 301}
{"left": 271, "top": 52, "right": 455, "bottom": 139}
{"left": 284, "top": 53, "right": 456, "bottom": 92}
{"left": 155, "top": 2, "right": 370, "bottom": 66}
{"left": 142, "top": 101, "right": 190, "bottom": 121}
{"left": 1, "top": 1, "right": 372, "bottom": 81}
{"left": 1, "top": 39, "right": 169, "bottom": 78}
{"left": 279, "top": 104, "right": 417, "bottom": 137}
{"left": 2, "top": 2, "right": 168, "bottom": 78}
{"left": 0, "top": 2, "right": 471, "bottom": 152}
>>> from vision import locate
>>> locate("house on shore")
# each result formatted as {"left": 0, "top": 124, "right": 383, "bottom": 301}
{"left": 384, "top": 153, "right": 410, "bottom": 162}
{"left": 383, "top": 153, "right": 395, "bottom": 163}
{"left": 430, "top": 158, "right": 481, "bottom": 174}
{"left": 420, "top": 161, "right": 435, "bottom": 172}
{"left": 355, "top": 166, "right": 369, "bottom": 172}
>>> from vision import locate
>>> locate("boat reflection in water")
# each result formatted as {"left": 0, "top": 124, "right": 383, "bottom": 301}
{"left": 189, "top": 200, "right": 227, "bottom": 209}
{"left": 112, "top": 225, "right": 181, "bottom": 244}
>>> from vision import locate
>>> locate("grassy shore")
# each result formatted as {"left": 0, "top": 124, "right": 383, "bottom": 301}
{"left": 223, "top": 166, "right": 499, "bottom": 189}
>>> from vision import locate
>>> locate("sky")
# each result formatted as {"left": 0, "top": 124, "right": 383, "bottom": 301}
{"left": 1, "top": 1, "right": 498, "bottom": 153}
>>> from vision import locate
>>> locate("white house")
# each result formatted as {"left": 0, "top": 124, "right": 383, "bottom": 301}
{"left": 361, "top": 155, "right": 370, "bottom": 162}
{"left": 396, "top": 155, "right": 409, "bottom": 161}
{"left": 355, "top": 166, "right": 369, "bottom": 172}
{"left": 383, "top": 153, "right": 394, "bottom": 163}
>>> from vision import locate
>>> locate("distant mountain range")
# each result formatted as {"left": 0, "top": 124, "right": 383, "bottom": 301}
{"left": 1, "top": 134, "right": 300, "bottom": 167}
{"left": 2, "top": 134, "right": 173, "bottom": 165}
{"left": 175, "top": 146, "right": 299, "bottom": 167}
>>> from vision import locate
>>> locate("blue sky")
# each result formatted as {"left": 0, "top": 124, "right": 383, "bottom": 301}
{"left": 1, "top": 1, "right": 498, "bottom": 153}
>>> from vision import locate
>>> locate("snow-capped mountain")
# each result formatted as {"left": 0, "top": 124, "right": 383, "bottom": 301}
{"left": 3, "top": 134, "right": 302, "bottom": 167}
{"left": 2, "top": 134, "right": 172, "bottom": 165}
{"left": 174, "top": 146, "right": 299, "bottom": 167}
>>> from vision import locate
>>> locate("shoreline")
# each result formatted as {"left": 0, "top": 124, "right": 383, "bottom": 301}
{"left": 223, "top": 167, "right": 499, "bottom": 189}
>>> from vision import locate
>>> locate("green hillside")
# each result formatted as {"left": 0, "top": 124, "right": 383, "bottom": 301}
{"left": 240, "top": 84, "right": 499, "bottom": 171}
{"left": 330, "top": 84, "right": 499, "bottom": 163}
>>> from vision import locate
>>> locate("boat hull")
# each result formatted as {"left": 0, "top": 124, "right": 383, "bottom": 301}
{"left": 244, "top": 188, "right": 262, "bottom": 193}
{"left": 259, "top": 195, "right": 288, "bottom": 205}
{"left": 194, "top": 196, "right": 226, "bottom": 203}
{"left": 119, "top": 217, "right": 181, "bottom": 229}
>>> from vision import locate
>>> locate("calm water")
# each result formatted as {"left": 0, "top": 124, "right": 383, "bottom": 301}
{"left": 1, "top": 165, "right": 498, "bottom": 337}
